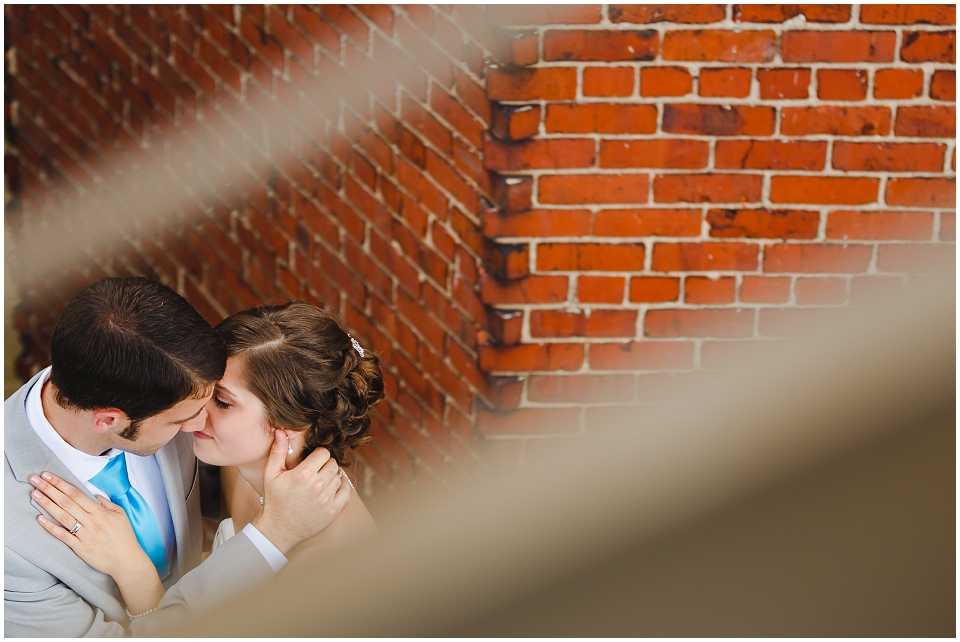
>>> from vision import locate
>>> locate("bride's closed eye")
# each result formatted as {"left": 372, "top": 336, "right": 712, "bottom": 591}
{"left": 213, "top": 397, "right": 231, "bottom": 410}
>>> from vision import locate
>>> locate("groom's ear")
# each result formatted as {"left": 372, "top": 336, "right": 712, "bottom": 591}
{"left": 91, "top": 408, "right": 129, "bottom": 434}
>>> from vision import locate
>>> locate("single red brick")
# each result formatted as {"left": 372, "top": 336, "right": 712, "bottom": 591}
{"left": 930, "top": 70, "right": 956, "bottom": 100}
{"left": 759, "top": 308, "right": 850, "bottom": 337}
{"left": 530, "top": 309, "right": 637, "bottom": 338}
{"left": 490, "top": 104, "right": 541, "bottom": 141}
{"left": 715, "top": 139, "right": 827, "bottom": 170}
{"left": 537, "top": 242, "right": 646, "bottom": 271}
{"left": 483, "top": 209, "right": 592, "bottom": 238}
{"left": 781, "top": 31, "right": 896, "bottom": 62}
{"left": 826, "top": 210, "right": 934, "bottom": 241}
{"left": 781, "top": 106, "right": 891, "bottom": 136}
{"left": 477, "top": 407, "right": 581, "bottom": 435}
{"left": 654, "top": 173, "right": 763, "bottom": 203}
{"left": 663, "top": 29, "right": 777, "bottom": 62}
{"left": 771, "top": 176, "right": 879, "bottom": 204}
{"left": 876, "top": 243, "right": 956, "bottom": 274}
{"left": 645, "top": 308, "right": 755, "bottom": 338}
{"left": 611, "top": 5, "right": 726, "bottom": 24}
{"left": 480, "top": 274, "right": 569, "bottom": 304}
{"left": 860, "top": 5, "right": 955, "bottom": 25}
{"left": 817, "top": 68, "right": 868, "bottom": 100}
{"left": 486, "top": 66, "right": 577, "bottom": 100}
{"left": 873, "top": 68, "right": 925, "bottom": 99}
{"left": 589, "top": 340, "right": 695, "bottom": 370}
{"left": 764, "top": 244, "right": 873, "bottom": 273}
{"left": 652, "top": 242, "right": 759, "bottom": 271}
{"left": 733, "top": 4, "right": 800, "bottom": 22}
{"left": 491, "top": 175, "right": 533, "bottom": 213}
{"left": 795, "top": 277, "right": 848, "bottom": 304}
{"left": 832, "top": 142, "right": 946, "bottom": 172}
{"left": 487, "top": 310, "right": 524, "bottom": 346}
{"left": 699, "top": 340, "right": 763, "bottom": 370}
{"left": 699, "top": 67, "right": 752, "bottom": 97}
{"left": 528, "top": 374, "right": 637, "bottom": 403}
{"left": 941, "top": 213, "right": 956, "bottom": 242}
{"left": 595, "top": 209, "right": 702, "bottom": 237}
{"left": 707, "top": 208, "right": 820, "bottom": 239}
{"left": 583, "top": 66, "right": 634, "bottom": 97}
{"left": 895, "top": 105, "right": 956, "bottom": 137}
{"left": 478, "top": 342, "right": 584, "bottom": 373}
{"left": 545, "top": 103, "right": 657, "bottom": 134}
{"left": 640, "top": 66, "right": 694, "bottom": 96}
{"left": 506, "top": 32, "right": 539, "bottom": 66}
{"left": 600, "top": 139, "right": 709, "bottom": 169}
{"left": 544, "top": 29, "right": 658, "bottom": 61}
{"left": 885, "top": 178, "right": 956, "bottom": 208}
{"left": 539, "top": 174, "right": 649, "bottom": 205}
{"left": 849, "top": 276, "right": 905, "bottom": 305}
{"left": 685, "top": 276, "right": 736, "bottom": 303}
{"left": 758, "top": 68, "right": 811, "bottom": 99}
{"left": 486, "top": 5, "right": 603, "bottom": 25}
{"left": 577, "top": 275, "right": 626, "bottom": 303}
{"left": 484, "top": 137, "right": 596, "bottom": 170}
{"left": 799, "top": 5, "right": 853, "bottom": 22}
{"left": 900, "top": 31, "right": 956, "bottom": 63}
{"left": 629, "top": 276, "right": 682, "bottom": 302}
{"left": 663, "top": 104, "right": 775, "bottom": 136}
{"left": 740, "top": 276, "right": 790, "bottom": 303}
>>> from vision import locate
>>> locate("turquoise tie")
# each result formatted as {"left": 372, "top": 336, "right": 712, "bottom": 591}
{"left": 89, "top": 454, "right": 169, "bottom": 581}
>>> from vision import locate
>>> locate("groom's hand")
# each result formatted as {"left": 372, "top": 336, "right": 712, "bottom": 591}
{"left": 251, "top": 431, "right": 350, "bottom": 555}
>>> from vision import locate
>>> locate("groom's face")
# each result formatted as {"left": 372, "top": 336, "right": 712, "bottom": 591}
{"left": 108, "top": 388, "right": 215, "bottom": 456}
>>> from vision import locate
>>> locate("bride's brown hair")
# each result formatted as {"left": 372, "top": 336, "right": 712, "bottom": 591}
{"left": 215, "top": 302, "right": 384, "bottom": 465}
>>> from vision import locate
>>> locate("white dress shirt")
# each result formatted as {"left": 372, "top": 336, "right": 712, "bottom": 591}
{"left": 24, "top": 367, "right": 287, "bottom": 574}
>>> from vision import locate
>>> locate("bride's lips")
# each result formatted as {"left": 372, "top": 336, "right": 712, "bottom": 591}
{"left": 193, "top": 432, "right": 214, "bottom": 440}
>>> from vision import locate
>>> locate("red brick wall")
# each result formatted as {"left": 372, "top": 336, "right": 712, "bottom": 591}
{"left": 5, "top": 4, "right": 511, "bottom": 504}
{"left": 477, "top": 4, "right": 956, "bottom": 460}
{"left": 5, "top": 5, "right": 956, "bottom": 500}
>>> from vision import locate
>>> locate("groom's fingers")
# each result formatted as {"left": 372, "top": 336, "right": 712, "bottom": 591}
{"left": 316, "top": 457, "right": 341, "bottom": 492}
{"left": 264, "top": 430, "right": 289, "bottom": 479}
{"left": 298, "top": 446, "right": 333, "bottom": 476}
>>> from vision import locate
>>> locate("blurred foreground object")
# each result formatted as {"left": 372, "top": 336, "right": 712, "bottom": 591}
{"left": 180, "top": 270, "right": 954, "bottom": 637}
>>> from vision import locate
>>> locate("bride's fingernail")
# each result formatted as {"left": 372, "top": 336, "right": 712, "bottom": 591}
{"left": 29, "top": 475, "right": 40, "bottom": 485}
{"left": 37, "top": 515, "right": 47, "bottom": 524}
{"left": 32, "top": 490, "right": 41, "bottom": 499}
{"left": 41, "top": 472, "right": 52, "bottom": 480}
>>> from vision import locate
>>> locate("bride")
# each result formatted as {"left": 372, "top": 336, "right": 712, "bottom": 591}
{"left": 30, "top": 302, "right": 383, "bottom": 616}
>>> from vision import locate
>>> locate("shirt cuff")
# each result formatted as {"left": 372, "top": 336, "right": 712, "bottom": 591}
{"left": 241, "top": 523, "right": 288, "bottom": 574}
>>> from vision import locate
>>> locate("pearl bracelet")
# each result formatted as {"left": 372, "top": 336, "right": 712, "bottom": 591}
{"left": 125, "top": 606, "right": 158, "bottom": 620}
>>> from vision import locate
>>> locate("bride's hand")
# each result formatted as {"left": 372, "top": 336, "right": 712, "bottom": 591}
{"left": 29, "top": 472, "right": 156, "bottom": 579}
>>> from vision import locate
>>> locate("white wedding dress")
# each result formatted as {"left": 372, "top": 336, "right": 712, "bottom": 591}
{"left": 211, "top": 468, "right": 356, "bottom": 552}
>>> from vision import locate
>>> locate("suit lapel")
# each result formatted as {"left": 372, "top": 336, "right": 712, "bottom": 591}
{"left": 154, "top": 436, "right": 191, "bottom": 579}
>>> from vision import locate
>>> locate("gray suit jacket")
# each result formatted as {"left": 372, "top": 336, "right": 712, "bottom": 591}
{"left": 4, "top": 372, "right": 274, "bottom": 637}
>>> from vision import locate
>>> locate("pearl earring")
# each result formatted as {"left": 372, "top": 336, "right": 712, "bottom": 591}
{"left": 288, "top": 442, "right": 294, "bottom": 456}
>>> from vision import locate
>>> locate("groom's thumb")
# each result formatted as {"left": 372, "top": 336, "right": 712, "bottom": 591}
{"left": 265, "top": 430, "right": 289, "bottom": 477}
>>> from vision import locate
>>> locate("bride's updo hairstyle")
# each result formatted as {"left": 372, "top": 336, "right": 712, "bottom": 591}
{"left": 215, "top": 302, "right": 384, "bottom": 465}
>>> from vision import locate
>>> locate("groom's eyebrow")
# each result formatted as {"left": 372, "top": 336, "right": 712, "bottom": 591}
{"left": 169, "top": 406, "right": 205, "bottom": 425}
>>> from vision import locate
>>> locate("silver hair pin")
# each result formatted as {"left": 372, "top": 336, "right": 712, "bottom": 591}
{"left": 348, "top": 334, "right": 365, "bottom": 358}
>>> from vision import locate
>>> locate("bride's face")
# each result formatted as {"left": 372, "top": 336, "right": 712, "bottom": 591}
{"left": 186, "top": 356, "right": 275, "bottom": 467}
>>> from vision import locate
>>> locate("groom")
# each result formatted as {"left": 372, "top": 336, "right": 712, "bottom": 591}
{"left": 4, "top": 277, "right": 347, "bottom": 636}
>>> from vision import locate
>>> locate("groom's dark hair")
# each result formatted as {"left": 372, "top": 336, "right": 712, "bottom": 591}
{"left": 50, "top": 277, "right": 227, "bottom": 440}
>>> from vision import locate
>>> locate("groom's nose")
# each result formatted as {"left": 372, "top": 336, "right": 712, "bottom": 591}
{"left": 179, "top": 408, "right": 207, "bottom": 433}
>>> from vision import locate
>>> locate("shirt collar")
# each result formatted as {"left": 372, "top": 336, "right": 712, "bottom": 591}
{"left": 24, "top": 366, "right": 123, "bottom": 483}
